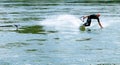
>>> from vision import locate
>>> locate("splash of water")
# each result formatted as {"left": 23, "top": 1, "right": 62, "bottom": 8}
{"left": 40, "top": 14, "right": 83, "bottom": 31}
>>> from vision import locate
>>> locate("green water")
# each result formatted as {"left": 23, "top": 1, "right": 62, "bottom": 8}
{"left": 0, "top": 0, "right": 120, "bottom": 65}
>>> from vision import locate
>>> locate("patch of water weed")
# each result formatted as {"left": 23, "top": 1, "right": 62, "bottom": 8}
{"left": 0, "top": 42, "right": 29, "bottom": 49}
{"left": 25, "top": 49, "right": 38, "bottom": 53}
{"left": 27, "top": 39, "right": 47, "bottom": 41}
{"left": 37, "top": 43, "right": 44, "bottom": 45}
{"left": 54, "top": 37, "right": 60, "bottom": 40}
{"left": 76, "top": 38, "right": 92, "bottom": 41}
{"left": 21, "top": 17, "right": 40, "bottom": 21}
{"left": 17, "top": 25, "right": 46, "bottom": 34}
{"left": 80, "top": 48, "right": 103, "bottom": 51}
{"left": 47, "top": 30, "right": 58, "bottom": 33}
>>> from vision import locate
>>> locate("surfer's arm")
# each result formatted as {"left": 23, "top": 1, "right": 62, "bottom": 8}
{"left": 98, "top": 22, "right": 103, "bottom": 28}
{"left": 81, "top": 16, "right": 88, "bottom": 22}
{"left": 97, "top": 18, "right": 103, "bottom": 28}
{"left": 83, "top": 16, "right": 88, "bottom": 19}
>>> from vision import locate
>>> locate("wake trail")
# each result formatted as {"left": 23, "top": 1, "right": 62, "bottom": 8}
{"left": 40, "top": 14, "right": 83, "bottom": 31}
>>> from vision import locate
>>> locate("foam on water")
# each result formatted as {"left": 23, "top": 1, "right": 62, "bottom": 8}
{"left": 40, "top": 14, "right": 83, "bottom": 31}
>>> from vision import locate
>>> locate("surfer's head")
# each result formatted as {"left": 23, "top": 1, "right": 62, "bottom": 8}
{"left": 96, "top": 13, "right": 100, "bottom": 17}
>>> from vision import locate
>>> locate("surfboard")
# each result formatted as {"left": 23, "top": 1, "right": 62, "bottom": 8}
{"left": 79, "top": 25, "right": 101, "bottom": 33}
{"left": 79, "top": 25, "right": 86, "bottom": 31}
{"left": 79, "top": 25, "right": 92, "bottom": 32}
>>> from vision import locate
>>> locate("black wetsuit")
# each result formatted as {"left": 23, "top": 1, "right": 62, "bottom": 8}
{"left": 83, "top": 14, "right": 100, "bottom": 26}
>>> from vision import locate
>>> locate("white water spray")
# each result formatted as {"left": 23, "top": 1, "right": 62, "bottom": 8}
{"left": 40, "top": 14, "right": 83, "bottom": 31}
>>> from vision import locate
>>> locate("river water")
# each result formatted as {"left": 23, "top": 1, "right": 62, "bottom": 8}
{"left": 0, "top": 0, "right": 120, "bottom": 65}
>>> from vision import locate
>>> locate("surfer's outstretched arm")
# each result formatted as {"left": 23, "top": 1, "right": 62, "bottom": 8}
{"left": 83, "top": 16, "right": 88, "bottom": 19}
{"left": 97, "top": 18, "right": 103, "bottom": 29}
{"left": 80, "top": 16, "right": 88, "bottom": 22}
{"left": 98, "top": 22, "right": 103, "bottom": 29}
{"left": 80, "top": 16, "right": 86, "bottom": 22}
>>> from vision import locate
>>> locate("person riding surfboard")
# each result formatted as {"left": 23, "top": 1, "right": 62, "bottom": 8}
{"left": 80, "top": 13, "right": 103, "bottom": 30}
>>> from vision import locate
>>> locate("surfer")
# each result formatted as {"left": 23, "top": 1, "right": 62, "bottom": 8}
{"left": 81, "top": 13, "right": 103, "bottom": 29}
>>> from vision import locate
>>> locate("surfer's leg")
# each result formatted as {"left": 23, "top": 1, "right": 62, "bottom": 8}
{"left": 83, "top": 19, "right": 91, "bottom": 26}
